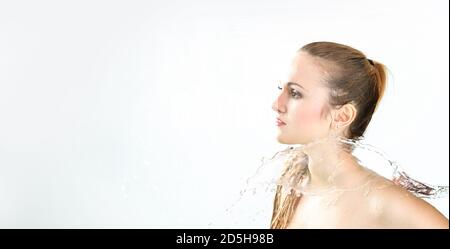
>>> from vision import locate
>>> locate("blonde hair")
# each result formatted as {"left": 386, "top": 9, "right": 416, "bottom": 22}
{"left": 270, "top": 152, "right": 307, "bottom": 229}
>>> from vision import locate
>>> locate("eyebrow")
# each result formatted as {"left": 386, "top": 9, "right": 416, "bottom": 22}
{"left": 287, "top": 82, "right": 308, "bottom": 92}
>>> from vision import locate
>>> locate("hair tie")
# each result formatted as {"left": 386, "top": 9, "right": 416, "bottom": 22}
{"left": 367, "top": 58, "right": 374, "bottom": 66}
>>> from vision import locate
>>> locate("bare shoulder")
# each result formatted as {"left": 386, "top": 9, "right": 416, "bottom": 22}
{"left": 369, "top": 176, "right": 449, "bottom": 228}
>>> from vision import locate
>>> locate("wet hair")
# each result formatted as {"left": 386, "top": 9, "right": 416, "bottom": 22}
{"left": 299, "top": 41, "right": 387, "bottom": 140}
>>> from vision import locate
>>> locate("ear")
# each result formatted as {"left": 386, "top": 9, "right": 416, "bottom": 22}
{"left": 332, "top": 103, "right": 357, "bottom": 129}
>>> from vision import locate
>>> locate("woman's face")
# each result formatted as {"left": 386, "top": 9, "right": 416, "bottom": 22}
{"left": 272, "top": 51, "right": 334, "bottom": 145}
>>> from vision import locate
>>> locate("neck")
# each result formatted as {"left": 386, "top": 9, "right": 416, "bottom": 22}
{"left": 301, "top": 136, "right": 361, "bottom": 189}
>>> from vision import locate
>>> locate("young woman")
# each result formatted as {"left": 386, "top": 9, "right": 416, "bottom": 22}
{"left": 270, "top": 41, "right": 449, "bottom": 229}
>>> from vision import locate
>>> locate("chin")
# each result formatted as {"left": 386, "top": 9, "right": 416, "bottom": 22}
{"left": 276, "top": 133, "right": 307, "bottom": 145}
{"left": 275, "top": 134, "right": 290, "bottom": 144}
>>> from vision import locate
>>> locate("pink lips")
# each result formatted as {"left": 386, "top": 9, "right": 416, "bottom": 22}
{"left": 276, "top": 118, "right": 286, "bottom": 126}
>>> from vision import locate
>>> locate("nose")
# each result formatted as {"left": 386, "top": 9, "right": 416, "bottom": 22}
{"left": 272, "top": 90, "right": 286, "bottom": 114}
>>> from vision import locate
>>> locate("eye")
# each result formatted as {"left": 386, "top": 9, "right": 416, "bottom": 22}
{"left": 290, "top": 89, "right": 302, "bottom": 99}
{"left": 277, "top": 85, "right": 283, "bottom": 90}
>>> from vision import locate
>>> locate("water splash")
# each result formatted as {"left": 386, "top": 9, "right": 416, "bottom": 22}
{"left": 337, "top": 137, "right": 449, "bottom": 199}
{"left": 210, "top": 136, "right": 448, "bottom": 227}
{"left": 207, "top": 150, "right": 290, "bottom": 228}
{"left": 272, "top": 136, "right": 449, "bottom": 199}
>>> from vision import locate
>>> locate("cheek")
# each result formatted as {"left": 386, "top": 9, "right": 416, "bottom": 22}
{"left": 294, "top": 104, "right": 326, "bottom": 126}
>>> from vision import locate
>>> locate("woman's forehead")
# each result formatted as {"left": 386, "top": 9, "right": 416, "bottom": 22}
{"left": 288, "top": 52, "right": 328, "bottom": 91}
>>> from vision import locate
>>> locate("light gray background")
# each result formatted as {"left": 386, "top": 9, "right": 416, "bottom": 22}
{"left": 0, "top": 0, "right": 448, "bottom": 228}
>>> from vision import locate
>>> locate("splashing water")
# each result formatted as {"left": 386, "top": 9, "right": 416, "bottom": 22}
{"left": 208, "top": 136, "right": 448, "bottom": 228}
{"left": 337, "top": 137, "right": 449, "bottom": 198}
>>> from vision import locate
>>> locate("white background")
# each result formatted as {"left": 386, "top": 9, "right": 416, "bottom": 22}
{"left": 0, "top": 0, "right": 448, "bottom": 228}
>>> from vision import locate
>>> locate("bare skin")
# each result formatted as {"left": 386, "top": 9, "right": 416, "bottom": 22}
{"left": 285, "top": 168, "right": 449, "bottom": 229}
{"left": 272, "top": 52, "right": 449, "bottom": 228}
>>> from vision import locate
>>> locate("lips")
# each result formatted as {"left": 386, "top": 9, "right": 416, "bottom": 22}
{"left": 276, "top": 118, "right": 286, "bottom": 125}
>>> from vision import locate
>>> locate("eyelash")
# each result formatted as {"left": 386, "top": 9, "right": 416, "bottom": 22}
{"left": 277, "top": 85, "right": 303, "bottom": 99}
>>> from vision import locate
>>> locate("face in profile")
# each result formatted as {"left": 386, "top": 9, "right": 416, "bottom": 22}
{"left": 272, "top": 51, "right": 335, "bottom": 145}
